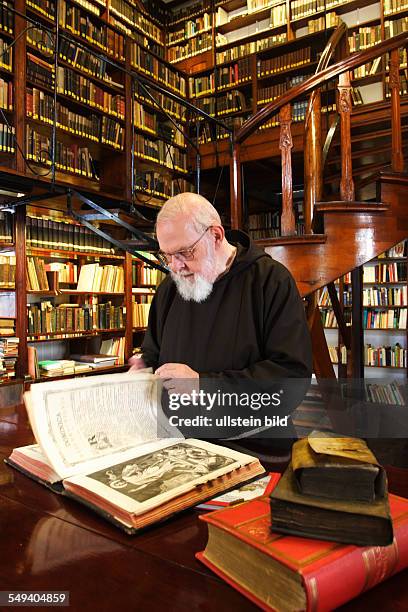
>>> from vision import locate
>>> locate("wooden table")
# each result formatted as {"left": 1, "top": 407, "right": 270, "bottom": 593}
{"left": 0, "top": 403, "right": 407, "bottom": 612}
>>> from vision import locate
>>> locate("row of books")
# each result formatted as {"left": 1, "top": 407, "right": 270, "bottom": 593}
{"left": 365, "top": 381, "right": 405, "bottom": 406}
{"left": 167, "top": 32, "right": 213, "bottom": 64}
{"left": 353, "top": 57, "right": 382, "bottom": 80}
{"left": 56, "top": 66, "right": 125, "bottom": 119}
{"left": 384, "top": 0, "right": 408, "bottom": 15}
{"left": 216, "top": 32, "right": 287, "bottom": 64}
{"left": 167, "top": 14, "right": 212, "bottom": 45}
{"left": 362, "top": 286, "right": 408, "bottom": 307}
{"left": 0, "top": 123, "right": 15, "bottom": 153}
{"left": 26, "top": 216, "right": 114, "bottom": 254}
{"left": 257, "top": 47, "right": 312, "bottom": 77}
{"left": 58, "top": 0, "right": 109, "bottom": 52}
{"left": 269, "top": 4, "right": 287, "bottom": 28}
{"left": 307, "top": 12, "right": 339, "bottom": 33}
{"left": 58, "top": 37, "right": 124, "bottom": 84}
{"left": 0, "top": 255, "right": 15, "bottom": 288}
{"left": 189, "top": 74, "right": 215, "bottom": 98}
{"left": 363, "top": 262, "right": 407, "bottom": 283}
{"left": 0, "top": 212, "right": 13, "bottom": 242}
{"left": 290, "top": 0, "right": 326, "bottom": 19}
{"left": 77, "top": 263, "right": 124, "bottom": 293}
{"left": 0, "top": 76, "right": 11, "bottom": 112}
{"left": 0, "top": 2, "right": 12, "bottom": 35}
{"left": 27, "top": 89, "right": 124, "bottom": 150}
{"left": 365, "top": 343, "right": 407, "bottom": 368}
{"left": 27, "top": 0, "right": 56, "bottom": 19}
{"left": 385, "top": 17, "right": 408, "bottom": 39}
{"left": 0, "top": 38, "right": 11, "bottom": 71}
{"left": 26, "top": 127, "right": 97, "bottom": 180}
{"left": 110, "top": 0, "right": 164, "bottom": 45}
{"left": 257, "top": 74, "right": 309, "bottom": 105}
{"left": 134, "top": 135, "right": 187, "bottom": 173}
{"left": 132, "top": 302, "right": 151, "bottom": 328}
{"left": 26, "top": 257, "right": 50, "bottom": 292}
{"left": 132, "top": 262, "right": 164, "bottom": 286}
{"left": 130, "top": 46, "right": 186, "bottom": 96}
{"left": 321, "top": 309, "right": 351, "bottom": 328}
{"left": 27, "top": 301, "right": 126, "bottom": 336}
{"left": 364, "top": 308, "right": 407, "bottom": 329}
{"left": 217, "top": 90, "right": 248, "bottom": 115}
{"left": 216, "top": 59, "right": 252, "bottom": 89}
{"left": 45, "top": 261, "right": 78, "bottom": 285}
{"left": 134, "top": 90, "right": 186, "bottom": 124}
{"left": 27, "top": 54, "right": 54, "bottom": 91}
{"left": 135, "top": 172, "right": 192, "bottom": 200}
{"left": 348, "top": 26, "right": 381, "bottom": 53}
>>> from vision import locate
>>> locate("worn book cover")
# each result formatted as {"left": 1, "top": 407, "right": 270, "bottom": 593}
{"left": 197, "top": 493, "right": 408, "bottom": 612}
{"left": 292, "top": 431, "right": 387, "bottom": 501}
{"left": 270, "top": 463, "right": 393, "bottom": 546}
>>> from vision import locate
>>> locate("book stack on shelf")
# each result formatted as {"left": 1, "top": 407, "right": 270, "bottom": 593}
{"left": 132, "top": 254, "right": 164, "bottom": 333}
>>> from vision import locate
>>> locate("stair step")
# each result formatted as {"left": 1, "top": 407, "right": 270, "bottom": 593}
{"left": 315, "top": 201, "right": 389, "bottom": 213}
{"left": 255, "top": 234, "right": 326, "bottom": 247}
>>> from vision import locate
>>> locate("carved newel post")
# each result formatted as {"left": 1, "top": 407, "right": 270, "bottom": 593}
{"left": 389, "top": 48, "right": 404, "bottom": 173}
{"left": 337, "top": 72, "right": 355, "bottom": 202}
{"left": 279, "top": 103, "right": 296, "bottom": 235}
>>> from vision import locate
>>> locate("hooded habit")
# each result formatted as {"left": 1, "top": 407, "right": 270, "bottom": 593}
{"left": 141, "top": 230, "right": 312, "bottom": 441}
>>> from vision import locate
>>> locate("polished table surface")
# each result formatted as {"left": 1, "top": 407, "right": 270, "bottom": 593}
{"left": 1, "top": 401, "right": 407, "bottom": 612}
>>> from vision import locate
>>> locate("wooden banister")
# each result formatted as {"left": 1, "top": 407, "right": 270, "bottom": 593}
{"left": 235, "top": 32, "right": 408, "bottom": 144}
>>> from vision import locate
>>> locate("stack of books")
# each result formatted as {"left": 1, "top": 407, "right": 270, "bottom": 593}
{"left": 269, "top": 432, "right": 393, "bottom": 546}
{"left": 197, "top": 432, "right": 408, "bottom": 610}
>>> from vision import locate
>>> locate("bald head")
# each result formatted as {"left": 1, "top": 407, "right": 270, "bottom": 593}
{"left": 156, "top": 192, "right": 222, "bottom": 234}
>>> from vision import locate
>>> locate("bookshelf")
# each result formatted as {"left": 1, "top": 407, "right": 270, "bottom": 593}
{"left": 318, "top": 241, "right": 408, "bottom": 382}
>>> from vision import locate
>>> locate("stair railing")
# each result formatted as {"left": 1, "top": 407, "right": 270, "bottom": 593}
{"left": 231, "top": 31, "right": 408, "bottom": 233}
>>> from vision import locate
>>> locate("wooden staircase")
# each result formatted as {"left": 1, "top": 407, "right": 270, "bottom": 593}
{"left": 260, "top": 176, "right": 408, "bottom": 297}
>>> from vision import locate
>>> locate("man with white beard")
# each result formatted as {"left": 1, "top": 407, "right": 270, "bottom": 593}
{"left": 128, "top": 192, "right": 312, "bottom": 449}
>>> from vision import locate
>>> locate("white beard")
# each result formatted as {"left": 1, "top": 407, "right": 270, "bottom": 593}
{"left": 172, "top": 272, "right": 214, "bottom": 302}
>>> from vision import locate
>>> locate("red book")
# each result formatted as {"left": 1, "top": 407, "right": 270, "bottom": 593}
{"left": 197, "top": 493, "right": 408, "bottom": 611}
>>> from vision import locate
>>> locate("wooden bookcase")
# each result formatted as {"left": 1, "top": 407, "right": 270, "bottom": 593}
{"left": 318, "top": 241, "right": 408, "bottom": 389}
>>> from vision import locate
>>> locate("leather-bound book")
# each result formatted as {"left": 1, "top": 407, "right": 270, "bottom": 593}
{"left": 197, "top": 493, "right": 408, "bottom": 612}
{"left": 291, "top": 431, "right": 387, "bottom": 502}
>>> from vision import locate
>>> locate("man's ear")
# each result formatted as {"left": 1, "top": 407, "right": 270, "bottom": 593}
{"left": 211, "top": 225, "right": 224, "bottom": 245}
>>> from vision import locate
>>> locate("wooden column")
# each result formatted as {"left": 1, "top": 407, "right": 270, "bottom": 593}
{"left": 229, "top": 142, "right": 242, "bottom": 229}
{"left": 389, "top": 48, "right": 404, "bottom": 173}
{"left": 304, "top": 91, "right": 322, "bottom": 234}
{"left": 351, "top": 266, "right": 364, "bottom": 379}
{"left": 337, "top": 72, "right": 355, "bottom": 202}
{"left": 279, "top": 104, "right": 295, "bottom": 235}
{"left": 14, "top": 0, "right": 27, "bottom": 173}
{"left": 124, "top": 42, "right": 133, "bottom": 202}
{"left": 124, "top": 252, "right": 133, "bottom": 362}
{"left": 15, "top": 206, "right": 27, "bottom": 378}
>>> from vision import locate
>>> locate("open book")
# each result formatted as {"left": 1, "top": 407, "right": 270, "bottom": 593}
{"left": 7, "top": 372, "right": 265, "bottom": 533}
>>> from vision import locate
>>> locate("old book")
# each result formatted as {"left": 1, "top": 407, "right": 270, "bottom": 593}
{"left": 270, "top": 464, "right": 393, "bottom": 546}
{"left": 292, "top": 431, "right": 387, "bottom": 502}
{"left": 7, "top": 372, "right": 264, "bottom": 534}
{"left": 197, "top": 494, "right": 408, "bottom": 612}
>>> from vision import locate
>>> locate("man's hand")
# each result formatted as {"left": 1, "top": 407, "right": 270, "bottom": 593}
{"left": 128, "top": 354, "right": 146, "bottom": 372}
{"left": 155, "top": 363, "right": 199, "bottom": 396}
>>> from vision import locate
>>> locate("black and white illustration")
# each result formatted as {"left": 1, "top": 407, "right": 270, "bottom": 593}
{"left": 88, "top": 443, "right": 235, "bottom": 503}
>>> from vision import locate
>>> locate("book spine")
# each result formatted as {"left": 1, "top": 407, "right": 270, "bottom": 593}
{"left": 302, "top": 517, "right": 408, "bottom": 611}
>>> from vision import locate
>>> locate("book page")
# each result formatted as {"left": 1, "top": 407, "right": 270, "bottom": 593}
{"left": 64, "top": 439, "right": 261, "bottom": 516}
{"left": 26, "top": 372, "right": 182, "bottom": 480}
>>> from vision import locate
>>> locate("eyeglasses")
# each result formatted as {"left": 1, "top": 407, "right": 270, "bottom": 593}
{"left": 157, "top": 227, "right": 211, "bottom": 266}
